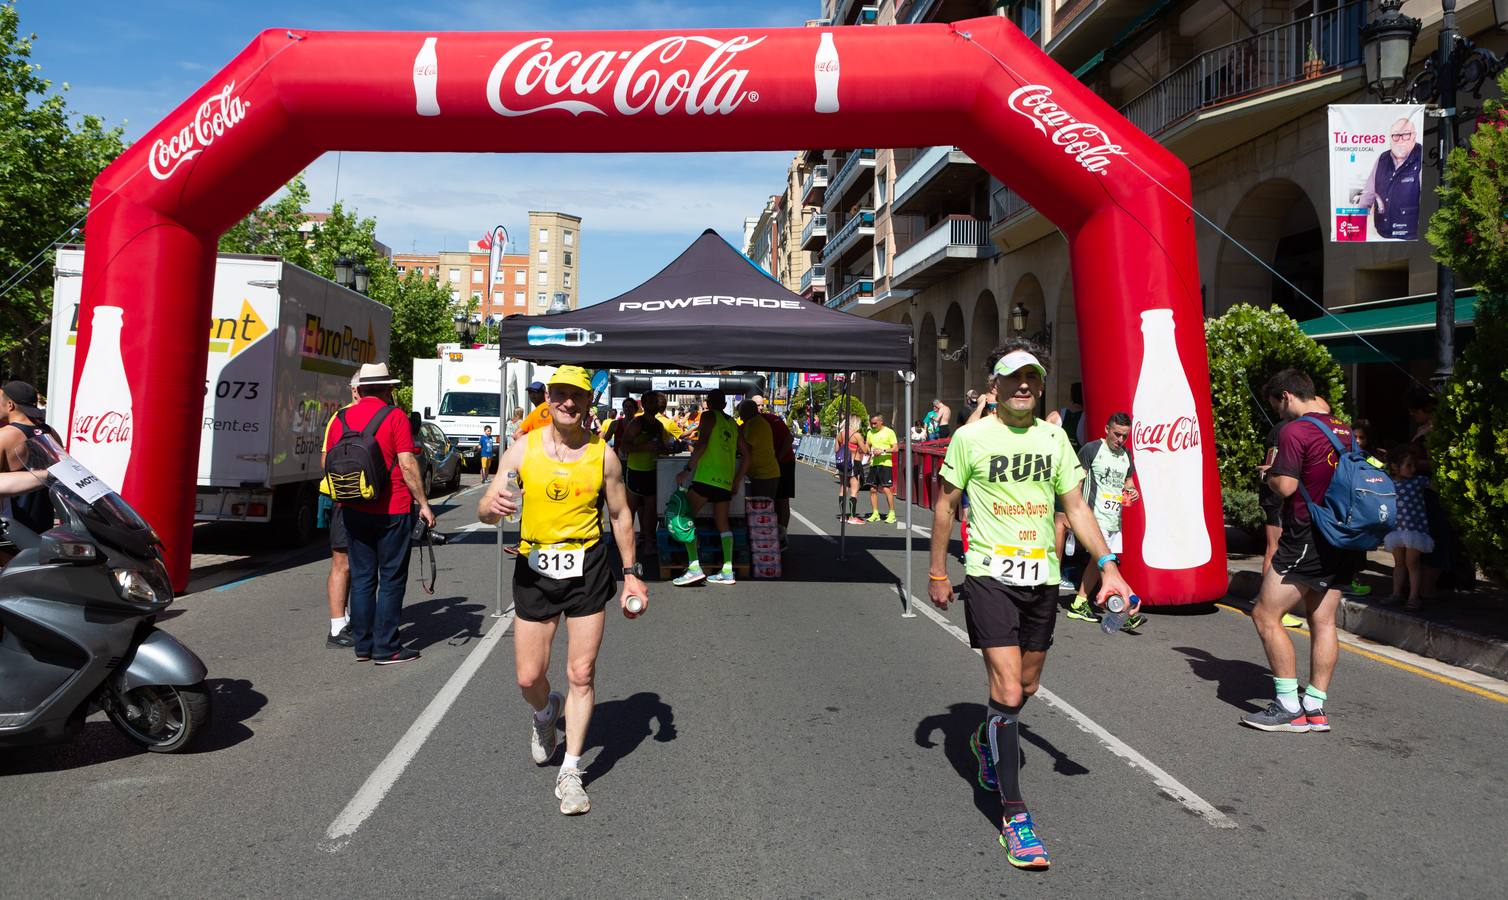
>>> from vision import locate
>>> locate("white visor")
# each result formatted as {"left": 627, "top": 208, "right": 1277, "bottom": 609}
{"left": 992, "top": 350, "right": 1046, "bottom": 378}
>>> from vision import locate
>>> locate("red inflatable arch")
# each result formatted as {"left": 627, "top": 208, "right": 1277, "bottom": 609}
{"left": 71, "top": 17, "right": 1227, "bottom": 601}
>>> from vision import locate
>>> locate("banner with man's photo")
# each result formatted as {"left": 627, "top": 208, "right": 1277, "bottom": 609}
{"left": 1328, "top": 104, "right": 1426, "bottom": 242}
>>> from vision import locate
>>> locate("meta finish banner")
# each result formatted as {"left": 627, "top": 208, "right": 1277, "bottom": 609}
{"left": 1328, "top": 104, "right": 1425, "bottom": 242}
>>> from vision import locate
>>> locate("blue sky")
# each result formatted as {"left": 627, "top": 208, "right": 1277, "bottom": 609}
{"left": 18, "top": 0, "right": 817, "bottom": 302}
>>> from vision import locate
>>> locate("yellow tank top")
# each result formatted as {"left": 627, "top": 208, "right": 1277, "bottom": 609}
{"left": 518, "top": 428, "right": 605, "bottom": 553}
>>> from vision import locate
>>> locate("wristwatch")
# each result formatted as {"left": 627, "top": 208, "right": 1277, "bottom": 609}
{"left": 621, "top": 563, "right": 644, "bottom": 577}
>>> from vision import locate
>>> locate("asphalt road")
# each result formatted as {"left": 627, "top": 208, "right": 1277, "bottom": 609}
{"left": 3, "top": 465, "right": 1505, "bottom": 898}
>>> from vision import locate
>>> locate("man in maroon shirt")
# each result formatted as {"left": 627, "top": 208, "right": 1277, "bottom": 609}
{"left": 755, "top": 397, "right": 796, "bottom": 549}
{"left": 1243, "top": 369, "right": 1359, "bottom": 733}
{"left": 325, "top": 363, "right": 436, "bottom": 665}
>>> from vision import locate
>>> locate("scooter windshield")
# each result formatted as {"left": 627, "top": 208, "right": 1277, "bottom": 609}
{"left": 21, "top": 434, "right": 158, "bottom": 552}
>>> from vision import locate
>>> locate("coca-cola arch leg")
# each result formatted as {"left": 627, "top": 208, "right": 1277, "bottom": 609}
{"left": 73, "top": 18, "right": 1226, "bottom": 601}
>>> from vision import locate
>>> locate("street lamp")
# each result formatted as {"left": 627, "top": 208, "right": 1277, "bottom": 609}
{"left": 1362, "top": 0, "right": 1508, "bottom": 387}
{"left": 334, "top": 255, "right": 353, "bottom": 289}
{"left": 1010, "top": 301, "right": 1052, "bottom": 347}
{"left": 353, "top": 262, "right": 370, "bottom": 295}
{"left": 937, "top": 328, "right": 967, "bottom": 363}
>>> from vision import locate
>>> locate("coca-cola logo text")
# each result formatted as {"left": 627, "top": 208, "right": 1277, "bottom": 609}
{"left": 486, "top": 35, "right": 764, "bottom": 118}
{"left": 1006, "top": 85, "right": 1127, "bottom": 175}
{"left": 1132, "top": 416, "right": 1200, "bottom": 454}
{"left": 149, "top": 82, "right": 252, "bottom": 181}
{"left": 72, "top": 411, "right": 133, "bottom": 446}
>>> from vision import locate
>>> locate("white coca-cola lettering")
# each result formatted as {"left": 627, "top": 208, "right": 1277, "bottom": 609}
{"left": 148, "top": 82, "right": 251, "bottom": 180}
{"left": 486, "top": 35, "right": 764, "bottom": 118}
{"left": 1131, "top": 415, "right": 1200, "bottom": 454}
{"left": 1006, "top": 84, "right": 1127, "bottom": 175}
{"left": 72, "top": 411, "right": 134, "bottom": 446}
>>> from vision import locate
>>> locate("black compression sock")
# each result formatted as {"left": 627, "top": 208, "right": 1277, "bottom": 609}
{"left": 986, "top": 699, "right": 1027, "bottom": 816}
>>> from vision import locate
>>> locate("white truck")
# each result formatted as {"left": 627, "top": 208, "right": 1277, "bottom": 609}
{"left": 412, "top": 347, "right": 549, "bottom": 462}
{"left": 47, "top": 247, "right": 393, "bottom": 545}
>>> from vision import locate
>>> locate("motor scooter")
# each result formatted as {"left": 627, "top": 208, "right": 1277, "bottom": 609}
{"left": 0, "top": 434, "right": 210, "bottom": 753}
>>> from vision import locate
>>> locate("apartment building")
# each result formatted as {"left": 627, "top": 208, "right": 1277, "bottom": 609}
{"left": 773, "top": 0, "right": 1500, "bottom": 445}
{"left": 529, "top": 211, "right": 583, "bottom": 312}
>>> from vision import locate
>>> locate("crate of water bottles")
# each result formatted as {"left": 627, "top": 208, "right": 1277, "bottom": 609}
{"left": 745, "top": 495, "right": 781, "bottom": 579}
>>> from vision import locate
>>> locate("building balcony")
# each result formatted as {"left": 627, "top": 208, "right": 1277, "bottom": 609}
{"left": 800, "top": 264, "right": 826, "bottom": 296}
{"left": 801, "top": 164, "right": 829, "bottom": 206}
{"left": 899, "top": 0, "right": 992, "bottom": 25}
{"left": 801, "top": 213, "right": 828, "bottom": 252}
{"left": 859, "top": 5, "right": 878, "bottom": 25}
{"left": 1045, "top": 0, "right": 1147, "bottom": 70}
{"left": 1118, "top": 2, "right": 1365, "bottom": 144}
{"left": 826, "top": 278, "right": 874, "bottom": 312}
{"left": 820, "top": 208, "right": 875, "bottom": 269}
{"left": 824, "top": 149, "right": 876, "bottom": 213}
{"left": 988, "top": 185, "right": 1056, "bottom": 253}
{"left": 832, "top": 0, "right": 860, "bottom": 26}
{"left": 892, "top": 146, "right": 981, "bottom": 217}
{"left": 891, "top": 216, "right": 995, "bottom": 290}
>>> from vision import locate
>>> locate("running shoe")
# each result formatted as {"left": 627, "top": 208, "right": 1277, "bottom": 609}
{"left": 999, "top": 812, "right": 1050, "bottom": 869}
{"left": 708, "top": 570, "right": 737, "bottom": 586}
{"left": 672, "top": 568, "right": 707, "bottom": 587}
{"left": 1239, "top": 701, "right": 1310, "bottom": 733}
{"left": 885, "top": 511, "right": 896, "bottom": 524}
{"left": 1064, "top": 596, "right": 1100, "bottom": 623}
{"left": 530, "top": 691, "right": 563, "bottom": 764}
{"left": 1121, "top": 613, "right": 1147, "bottom": 632}
{"left": 969, "top": 723, "right": 999, "bottom": 792}
{"left": 1345, "top": 581, "right": 1372, "bottom": 596}
{"left": 845, "top": 516, "right": 866, "bottom": 525}
{"left": 1303, "top": 707, "right": 1330, "bottom": 733}
{"left": 555, "top": 767, "right": 591, "bottom": 815}
{"left": 1281, "top": 613, "right": 1305, "bottom": 628}
{"left": 867, "top": 511, "right": 881, "bottom": 522}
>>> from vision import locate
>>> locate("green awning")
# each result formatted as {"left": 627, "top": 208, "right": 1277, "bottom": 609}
{"left": 1299, "top": 294, "right": 1477, "bottom": 341}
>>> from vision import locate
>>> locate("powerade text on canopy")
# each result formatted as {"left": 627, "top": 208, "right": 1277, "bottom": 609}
{"left": 619, "top": 296, "right": 803, "bottom": 312}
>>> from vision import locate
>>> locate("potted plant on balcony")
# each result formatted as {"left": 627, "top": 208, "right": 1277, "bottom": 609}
{"left": 1303, "top": 42, "right": 1326, "bottom": 79}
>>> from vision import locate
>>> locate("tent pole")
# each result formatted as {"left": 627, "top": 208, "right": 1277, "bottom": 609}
{"left": 494, "top": 355, "right": 511, "bottom": 619}
{"left": 902, "top": 369, "right": 915, "bottom": 618}
{"left": 838, "top": 374, "right": 849, "bottom": 562}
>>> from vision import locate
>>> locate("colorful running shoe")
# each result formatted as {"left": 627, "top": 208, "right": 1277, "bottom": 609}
{"left": 885, "top": 511, "right": 896, "bottom": 524}
{"left": 1303, "top": 707, "right": 1330, "bottom": 732}
{"left": 867, "top": 510, "right": 881, "bottom": 522}
{"left": 845, "top": 515, "right": 866, "bottom": 525}
{"left": 672, "top": 568, "right": 707, "bottom": 587}
{"left": 969, "top": 723, "right": 999, "bottom": 792}
{"left": 1064, "top": 596, "right": 1100, "bottom": 623}
{"left": 707, "top": 570, "right": 737, "bottom": 586}
{"left": 1345, "top": 581, "right": 1372, "bottom": 596}
{"left": 1121, "top": 613, "right": 1147, "bottom": 632}
{"left": 1240, "top": 701, "right": 1310, "bottom": 733}
{"left": 999, "top": 811, "right": 1051, "bottom": 869}
{"left": 1281, "top": 613, "right": 1306, "bottom": 628}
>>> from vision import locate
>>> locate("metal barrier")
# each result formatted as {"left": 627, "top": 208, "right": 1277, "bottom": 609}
{"left": 796, "top": 435, "right": 838, "bottom": 472}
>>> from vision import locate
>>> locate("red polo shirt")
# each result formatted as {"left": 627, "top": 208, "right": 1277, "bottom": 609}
{"left": 323, "top": 396, "right": 416, "bottom": 516}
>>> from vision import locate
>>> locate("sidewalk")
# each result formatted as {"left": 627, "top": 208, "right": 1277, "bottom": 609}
{"left": 1222, "top": 527, "right": 1508, "bottom": 682}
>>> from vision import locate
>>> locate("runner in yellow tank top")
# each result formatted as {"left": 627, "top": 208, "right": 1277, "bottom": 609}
{"left": 672, "top": 390, "right": 751, "bottom": 587}
{"left": 479, "top": 365, "right": 647, "bottom": 817}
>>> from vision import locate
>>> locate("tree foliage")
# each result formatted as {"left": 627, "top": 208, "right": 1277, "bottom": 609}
{"left": 1427, "top": 71, "right": 1508, "bottom": 296}
{"left": 0, "top": 1, "right": 125, "bottom": 381}
{"left": 788, "top": 380, "right": 830, "bottom": 419}
{"left": 1204, "top": 304, "right": 1346, "bottom": 503}
{"left": 819, "top": 394, "right": 868, "bottom": 437}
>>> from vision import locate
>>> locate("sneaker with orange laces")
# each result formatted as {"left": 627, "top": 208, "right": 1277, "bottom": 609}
{"left": 999, "top": 811, "right": 1051, "bottom": 869}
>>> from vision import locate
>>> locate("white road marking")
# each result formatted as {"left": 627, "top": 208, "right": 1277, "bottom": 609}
{"left": 454, "top": 520, "right": 500, "bottom": 533}
{"left": 320, "top": 607, "right": 516, "bottom": 852}
{"left": 907, "top": 597, "right": 1238, "bottom": 830}
{"left": 789, "top": 509, "right": 836, "bottom": 543}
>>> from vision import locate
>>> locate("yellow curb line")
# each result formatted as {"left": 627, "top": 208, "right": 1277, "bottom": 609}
{"left": 1214, "top": 602, "right": 1508, "bottom": 705}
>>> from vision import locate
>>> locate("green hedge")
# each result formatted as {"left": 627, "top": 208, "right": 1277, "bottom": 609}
{"left": 820, "top": 396, "right": 868, "bottom": 437}
{"left": 1428, "top": 293, "right": 1508, "bottom": 584}
{"left": 1204, "top": 303, "right": 1346, "bottom": 499}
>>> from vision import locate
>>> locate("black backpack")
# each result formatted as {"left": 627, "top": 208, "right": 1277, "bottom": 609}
{"left": 322, "top": 406, "right": 398, "bottom": 503}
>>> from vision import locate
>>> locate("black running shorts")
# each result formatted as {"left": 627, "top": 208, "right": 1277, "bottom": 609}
{"left": 690, "top": 480, "right": 733, "bottom": 504}
{"left": 961, "top": 577, "right": 1058, "bottom": 651}
{"left": 867, "top": 464, "right": 893, "bottom": 488}
{"left": 747, "top": 476, "right": 780, "bottom": 499}
{"left": 512, "top": 539, "right": 616, "bottom": 622}
{"left": 1271, "top": 518, "right": 1361, "bottom": 592}
{"left": 777, "top": 458, "right": 796, "bottom": 499}
{"left": 329, "top": 504, "right": 348, "bottom": 551}
{"left": 624, "top": 467, "right": 656, "bottom": 498}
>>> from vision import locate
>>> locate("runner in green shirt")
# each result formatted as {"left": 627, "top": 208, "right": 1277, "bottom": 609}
{"left": 673, "top": 391, "right": 751, "bottom": 587}
{"left": 1065, "top": 412, "right": 1143, "bottom": 629}
{"left": 928, "top": 340, "right": 1137, "bottom": 871}
{"left": 864, "top": 414, "right": 898, "bottom": 523}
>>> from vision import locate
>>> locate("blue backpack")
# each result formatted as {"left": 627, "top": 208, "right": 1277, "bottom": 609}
{"left": 1293, "top": 416, "right": 1397, "bottom": 551}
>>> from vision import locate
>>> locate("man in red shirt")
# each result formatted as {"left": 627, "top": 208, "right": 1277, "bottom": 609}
{"left": 1244, "top": 368, "right": 1359, "bottom": 733}
{"left": 753, "top": 396, "right": 796, "bottom": 549}
{"left": 324, "top": 363, "right": 436, "bottom": 665}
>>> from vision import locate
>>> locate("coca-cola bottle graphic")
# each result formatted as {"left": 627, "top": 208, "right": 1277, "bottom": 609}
{"left": 70, "top": 305, "right": 134, "bottom": 494}
{"left": 1130, "top": 308, "right": 1212, "bottom": 569}
{"left": 414, "top": 37, "right": 440, "bottom": 116}
{"left": 814, "top": 33, "right": 840, "bottom": 114}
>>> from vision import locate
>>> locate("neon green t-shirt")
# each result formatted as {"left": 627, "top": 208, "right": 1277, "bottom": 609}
{"left": 939, "top": 416, "right": 1084, "bottom": 581}
{"left": 867, "top": 426, "right": 898, "bottom": 467}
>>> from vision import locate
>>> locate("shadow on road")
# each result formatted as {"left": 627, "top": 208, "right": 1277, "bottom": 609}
{"left": 399, "top": 595, "right": 487, "bottom": 651}
{"left": 1172, "top": 646, "right": 1270, "bottom": 713}
{"left": 0, "top": 676, "right": 265, "bottom": 772}
{"left": 584, "top": 691, "right": 676, "bottom": 784}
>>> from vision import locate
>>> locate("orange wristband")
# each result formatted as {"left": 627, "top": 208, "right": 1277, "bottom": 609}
{"left": 928, "top": 573, "right": 950, "bottom": 581}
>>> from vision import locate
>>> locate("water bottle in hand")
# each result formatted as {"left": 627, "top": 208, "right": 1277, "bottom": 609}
{"left": 503, "top": 471, "right": 521, "bottom": 523}
{"left": 1100, "top": 594, "right": 1136, "bottom": 635}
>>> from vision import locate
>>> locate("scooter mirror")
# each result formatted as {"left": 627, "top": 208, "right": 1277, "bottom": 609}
{"left": 40, "top": 527, "right": 100, "bottom": 565}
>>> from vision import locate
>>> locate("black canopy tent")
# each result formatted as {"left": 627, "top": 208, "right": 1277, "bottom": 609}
{"left": 497, "top": 229, "right": 920, "bottom": 614}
